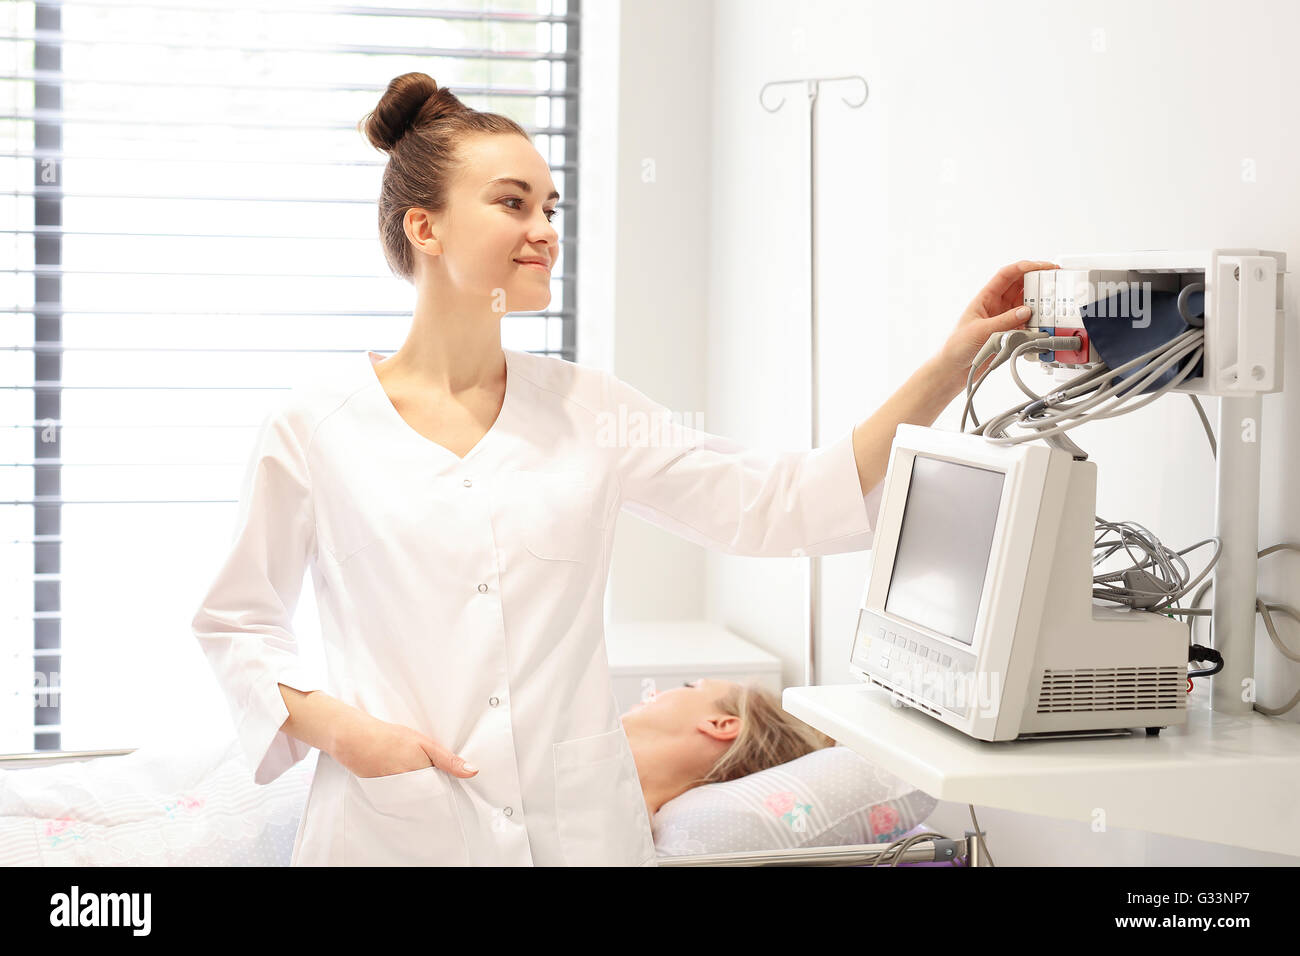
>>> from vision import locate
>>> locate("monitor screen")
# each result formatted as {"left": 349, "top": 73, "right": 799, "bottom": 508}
{"left": 884, "top": 455, "right": 1005, "bottom": 646}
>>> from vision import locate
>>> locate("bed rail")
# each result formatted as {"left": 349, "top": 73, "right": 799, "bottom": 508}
{"left": 655, "top": 832, "right": 980, "bottom": 867}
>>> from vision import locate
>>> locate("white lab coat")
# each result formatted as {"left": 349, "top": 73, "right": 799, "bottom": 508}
{"left": 192, "top": 348, "right": 885, "bottom": 866}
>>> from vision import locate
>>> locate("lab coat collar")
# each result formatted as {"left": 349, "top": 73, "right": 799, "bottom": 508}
{"left": 363, "top": 348, "right": 517, "bottom": 465}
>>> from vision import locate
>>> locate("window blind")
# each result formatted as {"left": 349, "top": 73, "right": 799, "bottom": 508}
{"left": 1, "top": 0, "right": 581, "bottom": 755}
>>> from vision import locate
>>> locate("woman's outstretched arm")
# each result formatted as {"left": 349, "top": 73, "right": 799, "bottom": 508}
{"left": 850, "top": 259, "right": 1060, "bottom": 495}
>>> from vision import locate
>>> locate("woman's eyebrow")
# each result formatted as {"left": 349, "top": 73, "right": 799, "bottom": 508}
{"left": 484, "top": 176, "right": 560, "bottom": 201}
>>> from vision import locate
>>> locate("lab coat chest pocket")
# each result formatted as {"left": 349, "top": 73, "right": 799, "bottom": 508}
{"left": 344, "top": 766, "right": 470, "bottom": 866}
{"left": 316, "top": 455, "right": 423, "bottom": 565}
{"left": 553, "top": 728, "right": 656, "bottom": 866}
{"left": 322, "top": 488, "right": 392, "bottom": 564}
{"left": 502, "top": 470, "right": 604, "bottom": 564}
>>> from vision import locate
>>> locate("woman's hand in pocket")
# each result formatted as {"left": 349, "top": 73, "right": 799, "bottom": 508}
{"left": 331, "top": 711, "right": 478, "bottom": 780}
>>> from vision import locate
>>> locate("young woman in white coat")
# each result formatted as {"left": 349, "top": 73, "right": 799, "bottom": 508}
{"left": 191, "top": 70, "right": 1058, "bottom": 867}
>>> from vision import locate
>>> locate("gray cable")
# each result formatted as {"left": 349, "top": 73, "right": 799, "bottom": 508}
{"left": 1009, "top": 331, "right": 1203, "bottom": 428}
{"left": 1177, "top": 281, "right": 1206, "bottom": 326}
{"left": 1183, "top": 543, "right": 1300, "bottom": 715}
{"left": 985, "top": 334, "right": 1195, "bottom": 439}
{"left": 961, "top": 329, "right": 1055, "bottom": 432}
{"left": 962, "top": 336, "right": 1089, "bottom": 438}
{"left": 1188, "top": 393, "right": 1217, "bottom": 457}
{"left": 869, "top": 829, "right": 950, "bottom": 867}
{"left": 1092, "top": 522, "right": 1220, "bottom": 612}
{"left": 966, "top": 322, "right": 1204, "bottom": 443}
{"left": 982, "top": 331, "right": 1204, "bottom": 444}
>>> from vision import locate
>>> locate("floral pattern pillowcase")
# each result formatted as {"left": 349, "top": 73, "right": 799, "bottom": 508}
{"left": 651, "top": 744, "right": 938, "bottom": 857}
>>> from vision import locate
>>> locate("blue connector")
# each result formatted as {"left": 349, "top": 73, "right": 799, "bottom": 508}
{"left": 1038, "top": 327, "right": 1056, "bottom": 363}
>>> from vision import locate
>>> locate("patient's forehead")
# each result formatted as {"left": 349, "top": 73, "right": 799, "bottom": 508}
{"left": 698, "top": 678, "right": 737, "bottom": 698}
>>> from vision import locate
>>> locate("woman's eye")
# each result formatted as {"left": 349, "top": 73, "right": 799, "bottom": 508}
{"left": 503, "top": 197, "right": 559, "bottom": 222}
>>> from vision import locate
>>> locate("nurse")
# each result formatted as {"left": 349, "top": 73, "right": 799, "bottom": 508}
{"left": 191, "top": 70, "right": 1057, "bottom": 866}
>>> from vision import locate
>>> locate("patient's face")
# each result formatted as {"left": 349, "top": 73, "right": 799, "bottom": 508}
{"left": 620, "top": 678, "right": 741, "bottom": 743}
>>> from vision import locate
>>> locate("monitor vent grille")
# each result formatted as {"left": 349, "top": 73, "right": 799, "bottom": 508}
{"left": 1036, "top": 667, "right": 1185, "bottom": 713}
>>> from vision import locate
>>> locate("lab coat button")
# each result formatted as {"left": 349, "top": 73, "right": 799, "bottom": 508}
{"left": 463, "top": 478, "right": 472, "bottom": 487}
{"left": 478, "top": 583, "right": 488, "bottom": 592}
{"left": 489, "top": 696, "right": 499, "bottom": 706}
{"left": 503, "top": 806, "right": 513, "bottom": 817}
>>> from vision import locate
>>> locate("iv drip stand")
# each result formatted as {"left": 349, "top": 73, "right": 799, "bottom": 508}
{"left": 759, "top": 75, "right": 869, "bottom": 687}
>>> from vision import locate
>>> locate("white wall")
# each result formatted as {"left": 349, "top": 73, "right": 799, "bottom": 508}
{"left": 592, "top": 0, "right": 718, "bottom": 624}
{"left": 594, "top": 0, "right": 1300, "bottom": 864}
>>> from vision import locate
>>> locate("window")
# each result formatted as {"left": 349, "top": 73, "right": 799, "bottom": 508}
{"left": 1, "top": 0, "right": 580, "bottom": 754}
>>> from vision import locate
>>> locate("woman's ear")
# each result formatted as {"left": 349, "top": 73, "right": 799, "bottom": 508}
{"left": 404, "top": 207, "right": 443, "bottom": 257}
{"left": 701, "top": 713, "right": 741, "bottom": 744}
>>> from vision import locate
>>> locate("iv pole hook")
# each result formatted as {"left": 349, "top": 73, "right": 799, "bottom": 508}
{"left": 759, "top": 74, "right": 868, "bottom": 112}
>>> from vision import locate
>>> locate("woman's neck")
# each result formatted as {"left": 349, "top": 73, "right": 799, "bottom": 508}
{"left": 623, "top": 721, "right": 721, "bottom": 818}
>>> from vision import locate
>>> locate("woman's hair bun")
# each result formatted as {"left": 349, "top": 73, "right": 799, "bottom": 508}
{"left": 357, "top": 72, "right": 467, "bottom": 152}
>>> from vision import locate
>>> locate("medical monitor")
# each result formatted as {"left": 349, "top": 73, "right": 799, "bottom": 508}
{"left": 849, "top": 424, "right": 1188, "bottom": 741}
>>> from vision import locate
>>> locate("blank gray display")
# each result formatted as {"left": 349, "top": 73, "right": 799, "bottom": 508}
{"left": 884, "top": 456, "right": 1004, "bottom": 646}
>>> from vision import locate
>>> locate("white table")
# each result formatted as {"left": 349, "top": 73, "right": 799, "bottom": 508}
{"left": 783, "top": 681, "right": 1300, "bottom": 858}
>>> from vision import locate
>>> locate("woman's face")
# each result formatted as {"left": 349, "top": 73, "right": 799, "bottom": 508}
{"left": 621, "top": 678, "right": 741, "bottom": 740}
{"left": 415, "top": 133, "right": 560, "bottom": 313}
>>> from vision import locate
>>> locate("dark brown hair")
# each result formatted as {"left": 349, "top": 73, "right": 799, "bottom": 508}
{"left": 356, "top": 72, "right": 531, "bottom": 283}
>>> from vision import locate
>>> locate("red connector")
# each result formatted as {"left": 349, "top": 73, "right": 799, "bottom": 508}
{"left": 1053, "top": 327, "right": 1091, "bottom": 364}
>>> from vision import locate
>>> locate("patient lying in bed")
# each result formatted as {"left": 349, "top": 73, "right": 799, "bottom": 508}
{"left": 0, "top": 683, "right": 934, "bottom": 865}
{"left": 620, "top": 679, "right": 834, "bottom": 819}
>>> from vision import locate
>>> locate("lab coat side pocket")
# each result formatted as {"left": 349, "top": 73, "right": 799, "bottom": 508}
{"left": 553, "top": 728, "right": 657, "bottom": 867}
{"left": 343, "top": 765, "right": 471, "bottom": 866}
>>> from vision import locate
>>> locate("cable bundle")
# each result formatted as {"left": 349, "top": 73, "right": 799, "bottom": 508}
{"left": 1091, "top": 516, "right": 1219, "bottom": 612}
{"left": 964, "top": 327, "right": 1205, "bottom": 445}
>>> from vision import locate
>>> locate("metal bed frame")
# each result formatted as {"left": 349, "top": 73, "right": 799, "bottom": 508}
{"left": 656, "top": 832, "right": 986, "bottom": 867}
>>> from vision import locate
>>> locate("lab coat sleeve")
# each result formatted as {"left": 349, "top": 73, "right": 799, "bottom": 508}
{"left": 604, "top": 371, "right": 886, "bottom": 558}
{"left": 191, "top": 402, "right": 326, "bottom": 785}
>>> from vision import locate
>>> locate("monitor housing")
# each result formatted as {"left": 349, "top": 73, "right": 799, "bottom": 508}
{"left": 849, "top": 424, "right": 1188, "bottom": 741}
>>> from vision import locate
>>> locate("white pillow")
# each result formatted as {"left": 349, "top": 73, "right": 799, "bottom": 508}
{"left": 651, "top": 744, "right": 937, "bottom": 857}
{"left": 0, "top": 734, "right": 314, "bottom": 866}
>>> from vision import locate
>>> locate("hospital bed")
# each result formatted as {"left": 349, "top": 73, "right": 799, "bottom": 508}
{"left": 0, "top": 735, "right": 968, "bottom": 866}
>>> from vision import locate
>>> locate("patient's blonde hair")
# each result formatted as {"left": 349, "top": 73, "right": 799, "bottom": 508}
{"left": 689, "top": 683, "right": 836, "bottom": 787}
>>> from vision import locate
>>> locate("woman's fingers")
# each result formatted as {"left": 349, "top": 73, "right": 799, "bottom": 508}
{"left": 985, "top": 259, "right": 1060, "bottom": 302}
{"left": 979, "top": 259, "right": 1060, "bottom": 315}
{"left": 423, "top": 740, "right": 478, "bottom": 776}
